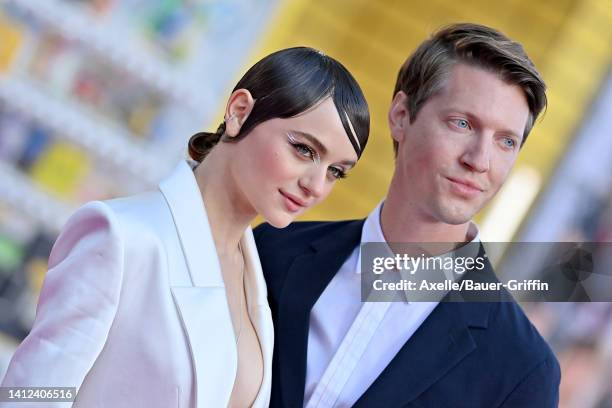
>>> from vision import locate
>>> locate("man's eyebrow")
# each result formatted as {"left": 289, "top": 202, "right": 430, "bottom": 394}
{"left": 499, "top": 129, "right": 523, "bottom": 142}
{"left": 451, "top": 110, "right": 524, "bottom": 141}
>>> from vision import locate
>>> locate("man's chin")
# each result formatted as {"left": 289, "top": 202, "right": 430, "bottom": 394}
{"left": 437, "top": 206, "right": 479, "bottom": 226}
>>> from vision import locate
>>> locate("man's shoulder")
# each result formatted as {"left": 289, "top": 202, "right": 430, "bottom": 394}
{"left": 481, "top": 300, "right": 559, "bottom": 372}
{"left": 253, "top": 219, "right": 364, "bottom": 249}
{"left": 253, "top": 219, "right": 364, "bottom": 289}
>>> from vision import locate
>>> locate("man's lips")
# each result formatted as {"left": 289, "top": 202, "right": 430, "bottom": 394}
{"left": 446, "top": 177, "right": 484, "bottom": 198}
{"left": 446, "top": 177, "right": 484, "bottom": 192}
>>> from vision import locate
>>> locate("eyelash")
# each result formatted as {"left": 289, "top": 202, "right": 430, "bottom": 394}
{"left": 452, "top": 118, "right": 471, "bottom": 130}
{"left": 287, "top": 133, "right": 347, "bottom": 180}
{"left": 329, "top": 167, "right": 347, "bottom": 180}
{"left": 293, "top": 142, "right": 316, "bottom": 160}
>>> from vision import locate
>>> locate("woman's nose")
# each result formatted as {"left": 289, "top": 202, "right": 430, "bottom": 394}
{"left": 298, "top": 168, "right": 327, "bottom": 199}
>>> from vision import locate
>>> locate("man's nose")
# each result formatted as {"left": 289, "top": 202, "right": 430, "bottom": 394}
{"left": 460, "top": 133, "right": 491, "bottom": 173}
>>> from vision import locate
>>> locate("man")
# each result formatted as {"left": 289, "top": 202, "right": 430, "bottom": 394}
{"left": 254, "top": 23, "right": 560, "bottom": 407}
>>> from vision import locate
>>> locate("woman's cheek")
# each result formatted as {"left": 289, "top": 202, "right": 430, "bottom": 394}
{"left": 261, "top": 148, "right": 297, "bottom": 182}
{"left": 323, "top": 182, "right": 336, "bottom": 200}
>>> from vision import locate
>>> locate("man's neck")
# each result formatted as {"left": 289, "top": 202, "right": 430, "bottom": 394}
{"left": 379, "top": 193, "right": 473, "bottom": 245}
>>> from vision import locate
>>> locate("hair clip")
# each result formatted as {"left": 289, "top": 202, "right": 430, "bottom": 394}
{"left": 343, "top": 111, "right": 360, "bottom": 152}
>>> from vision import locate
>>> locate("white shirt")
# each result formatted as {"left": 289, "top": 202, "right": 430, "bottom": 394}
{"left": 304, "top": 201, "right": 480, "bottom": 408}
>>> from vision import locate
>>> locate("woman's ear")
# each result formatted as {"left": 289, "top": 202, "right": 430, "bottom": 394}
{"left": 224, "top": 89, "right": 255, "bottom": 137}
{"left": 388, "top": 91, "right": 410, "bottom": 144}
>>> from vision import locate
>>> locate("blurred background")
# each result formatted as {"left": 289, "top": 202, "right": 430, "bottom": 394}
{"left": 0, "top": 0, "right": 611, "bottom": 406}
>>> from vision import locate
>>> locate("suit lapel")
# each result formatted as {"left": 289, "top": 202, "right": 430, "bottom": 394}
{"left": 354, "top": 245, "right": 495, "bottom": 407}
{"left": 159, "top": 162, "right": 236, "bottom": 408}
{"left": 354, "top": 301, "right": 490, "bottom": 407}
{"left": 277, "top": 220, "right": 365, "bottom": 408}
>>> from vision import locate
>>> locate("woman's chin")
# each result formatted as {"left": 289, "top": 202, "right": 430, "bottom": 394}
{"left": 263, "top": 212, "right": 294, "bottom": 229}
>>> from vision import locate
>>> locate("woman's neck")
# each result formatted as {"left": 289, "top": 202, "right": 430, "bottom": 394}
{"left": 193, "top": 147, "right": 257, "bottom": 256}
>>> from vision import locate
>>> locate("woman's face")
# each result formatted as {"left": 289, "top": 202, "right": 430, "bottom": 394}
{"left": 229, "top": 97, "right": 359, "bottom": 228}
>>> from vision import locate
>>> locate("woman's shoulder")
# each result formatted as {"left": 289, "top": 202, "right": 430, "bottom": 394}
{"left": 67, "top": 190, "right": 162, "bottom": 224}
{"left": 63, "top": 190, "right": 173, "bottom": 251}
{"left": 103, "top": 190, "right": 168, "bottom": 224}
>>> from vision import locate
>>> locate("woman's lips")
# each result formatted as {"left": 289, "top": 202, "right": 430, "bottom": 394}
{"left": 280, "top": 190, "right": 306, "bottom": 213}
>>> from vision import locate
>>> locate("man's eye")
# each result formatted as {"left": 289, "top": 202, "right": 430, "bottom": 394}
{"left": 455, "top": 119, "right": 470, "bottom": 129}
{"left": 328, "top": 167, "right": 347, "bottom": 180}
{"left": 502, "top": 137, "right": 516, "bottom": 148}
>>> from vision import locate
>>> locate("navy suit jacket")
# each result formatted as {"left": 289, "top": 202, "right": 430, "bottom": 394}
{"left": 254, "top": 220, "right": 561, "bottom": 408}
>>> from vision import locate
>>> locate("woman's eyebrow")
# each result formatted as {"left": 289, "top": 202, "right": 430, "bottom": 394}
{"left": 290, "top": 130, "right": 356, "bottom": 168}
{"left": 340, "top": 160, "right": 357, "bottom": 169}
{"left": 290, "top": 130, "right": 328, "bottom": 156}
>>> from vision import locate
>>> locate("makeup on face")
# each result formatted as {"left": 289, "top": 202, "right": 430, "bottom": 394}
{"left": 285, "top": 131, "right": 354, "bottom": 180}
{"left": 228, "top": 97, "right": 360, "bottom": 229}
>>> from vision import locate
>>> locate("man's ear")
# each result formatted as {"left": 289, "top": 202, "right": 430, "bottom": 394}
{"left": 224, "top": 89, "right": 255, "bottom": 137}
{"left": 388, "top": 91, "right": 410, "bottom": 144}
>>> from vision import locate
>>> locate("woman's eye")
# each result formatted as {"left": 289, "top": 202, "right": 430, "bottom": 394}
{"left": 287, "top": 132, "right": 321, "bottom": 164}
{"left": 328, "top": 167, "right": 347, "bottom": 180}
{"left": 293, "top": 143, "right": 315, "bottom": 159}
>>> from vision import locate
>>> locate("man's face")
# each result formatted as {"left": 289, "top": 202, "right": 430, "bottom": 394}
{"left": 389, "top": 63, "right": 530, "bottom": 225}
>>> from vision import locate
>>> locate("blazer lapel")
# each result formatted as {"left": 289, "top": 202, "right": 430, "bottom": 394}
{"left": 242, "top": 229, "right": 274, "bottom": 408}
{"left": 159, "top": 162, "right": 236, "bottom": 408}
{"left": 171, "top": 286, "right": 236, "bottom": 407}
{"left": 277, "top": 220, "right": 365, "bottom": 408}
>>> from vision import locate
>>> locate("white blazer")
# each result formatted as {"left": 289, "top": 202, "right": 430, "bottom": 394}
{"left": 1, "top": 161, "right": 274, "bottom": 408}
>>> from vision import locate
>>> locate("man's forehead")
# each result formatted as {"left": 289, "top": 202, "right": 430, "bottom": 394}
{"left": 440, "top": 64, "right": 506, "bottom": 93}
{"left": 433, "top": 64, "right": 529, "bottom": 131}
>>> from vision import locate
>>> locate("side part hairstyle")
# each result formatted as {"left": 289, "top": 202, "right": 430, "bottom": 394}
{"left": 392, "top": 22, "right": 547, "bottom": 155}
{"left": 189, "top": 47, "right": 370, "bottom": 161}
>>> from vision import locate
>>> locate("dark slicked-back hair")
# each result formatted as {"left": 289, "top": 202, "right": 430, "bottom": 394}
{"left": 189, "top": 47, "right": 370, "bottom": 161}
{"left": 392, "top": 23, "right": 546, "bottom": 155}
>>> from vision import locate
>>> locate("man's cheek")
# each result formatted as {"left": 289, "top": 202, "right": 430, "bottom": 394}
{"left": 491, "top": 166, "right": 514, "bottom": 192}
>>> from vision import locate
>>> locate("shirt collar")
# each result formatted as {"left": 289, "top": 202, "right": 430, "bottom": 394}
{"left": 356, "top": 200, "right": 481, "bottom": 275}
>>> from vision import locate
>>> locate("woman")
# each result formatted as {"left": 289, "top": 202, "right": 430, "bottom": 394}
{"left": 1, "top": 47, "right": 369, "bottom": 407}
